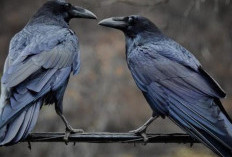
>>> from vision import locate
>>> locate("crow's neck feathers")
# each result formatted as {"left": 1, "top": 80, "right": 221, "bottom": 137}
{"left": 27, "top": 14, "right": 69, "bottom": 28}
{"left": 125, "top": 30, "right": 165, "bottom": 57}
{"left": 26, "top": 2, "right": 69, "bottom": 28}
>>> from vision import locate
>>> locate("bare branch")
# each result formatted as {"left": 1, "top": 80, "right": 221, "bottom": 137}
{"left": 101, "top": 0, "right": 169, "bottom": 7}
{"left": 23, "top": 132, "right": 199, "bottom": 144}
{"left": 184, "top": 0, "right": 195, "bottom": 17}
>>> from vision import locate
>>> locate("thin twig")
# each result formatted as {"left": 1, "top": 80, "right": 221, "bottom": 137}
{"left": 184, "top": 0, "right": 195, "bottom": 17}
{"left": 101, "top": 0, "right": 169, "bottom": 7}
{"left": 23, "top": 132, "right": 199, "bottom": 144}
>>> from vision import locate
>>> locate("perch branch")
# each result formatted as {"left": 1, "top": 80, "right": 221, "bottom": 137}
{"left": 23, "top": 132, "right": 199, "bottom": 144}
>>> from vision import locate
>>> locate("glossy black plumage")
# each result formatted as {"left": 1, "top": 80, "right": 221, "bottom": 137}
{"left": 0, "top": 0, "right": 96, "bottom": 146}
{"left": 99, "top": 15, "right": 232, "bottom": 157}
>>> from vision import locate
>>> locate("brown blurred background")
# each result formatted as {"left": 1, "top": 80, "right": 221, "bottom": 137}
{"left": 0, "top": 0, "right": 232, "bottom": 156}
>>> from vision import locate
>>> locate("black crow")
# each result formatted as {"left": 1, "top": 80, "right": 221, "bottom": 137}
{"left": 0, "top": 0, "right": 96, "bottom": 146}
{"left": 99, "top": 15, "right": 232, "bottom": 157}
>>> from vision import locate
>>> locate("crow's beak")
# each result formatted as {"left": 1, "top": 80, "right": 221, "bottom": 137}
{"left": 69, "top": 6, "right": 97, "bottom": 19}
{"left": 98, "top": 17, "right": 128, "bottom": 30}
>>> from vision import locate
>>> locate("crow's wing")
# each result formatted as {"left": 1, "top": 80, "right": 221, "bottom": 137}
{"left": 0, "top": 27, "right": 79, "bottom": 129}
{"left": 151, "top": 39, "right": 201, "bottom": 71}
{"left": 153, "top": 39, "right": 226, "bottom": 97}
{"left": 128, "top": 42, "right": 225, "bottom": 98}
{"left": 2, "top": 28, "right": 79, "bottom": 89}
{"left": 2, "top": 42, "right": 76, "bottom": 88}
{"left": 128, "top": 44, "right": 232, "bottom": 156}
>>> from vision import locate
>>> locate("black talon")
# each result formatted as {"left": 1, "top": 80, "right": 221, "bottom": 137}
{"left": 129, "top": 116, "right": 158, "bottom": 143}
{"left": 141, "top": 132, "right": 149, "bottom": 144}
{"left": 64, "top": 129, "right": 71, "bottom": 145}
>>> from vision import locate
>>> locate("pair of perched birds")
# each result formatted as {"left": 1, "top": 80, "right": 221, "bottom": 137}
{"left": 0, "top": 0, "right": 231, "bottom": 156}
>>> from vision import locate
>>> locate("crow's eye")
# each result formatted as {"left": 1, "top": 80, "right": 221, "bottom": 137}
{"left": 128, "top": 17, "right": 136, "bottom": 25}
{"left": 64, "top": 3, "right": 72, "bottom": 9}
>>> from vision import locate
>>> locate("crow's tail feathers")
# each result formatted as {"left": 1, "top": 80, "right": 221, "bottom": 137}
{"left": 0, "top": 101, "right": 41, "bottom": 146}
{"left": 168, "top": 97, "right": 232, "bottom": 157}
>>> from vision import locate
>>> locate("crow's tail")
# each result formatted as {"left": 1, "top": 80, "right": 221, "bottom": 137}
{"left": 168, "top": 98, "right": 232, "bottom": 157}
{"left": 0, "top": 101, "right": 41, "bottom": 146}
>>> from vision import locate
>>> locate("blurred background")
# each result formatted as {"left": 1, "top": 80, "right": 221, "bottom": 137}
{"left": 0, "top": 0, "right": 232, "bottom": 156}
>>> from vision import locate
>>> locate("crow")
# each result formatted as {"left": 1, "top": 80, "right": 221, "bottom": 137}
{"left": 0, "top": 0, "right": 96, "bottom": 146}
{"left": 99, "top": 15, "right": 232, "bottom": 157}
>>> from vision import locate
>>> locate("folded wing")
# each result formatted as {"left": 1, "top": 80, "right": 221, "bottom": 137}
{"left": 0, "top": 28, "right": 79, "bottom": 131}
{"left": 128, "top": 44, "right": 232, "bottom": 156}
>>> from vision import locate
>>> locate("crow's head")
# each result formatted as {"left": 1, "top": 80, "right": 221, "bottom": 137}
{"left": 99, "top": 15, "right": 160, "bottom": 38}
{"left": 33, "top": 0, "right": 97, "bottom": 23}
